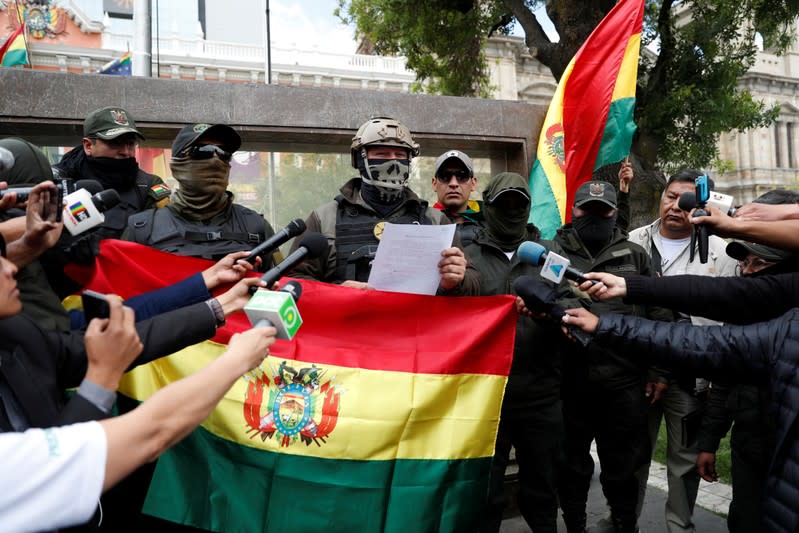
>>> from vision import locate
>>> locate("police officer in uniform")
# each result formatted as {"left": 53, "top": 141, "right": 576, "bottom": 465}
{"left": 47, "top": 107, "right": 170, "bottom": 297}
{"left": 125, "top": 123, "right": 277, "bottom": 269}
{"left": 290, "top": 116, "right": 477, "bottom": 294}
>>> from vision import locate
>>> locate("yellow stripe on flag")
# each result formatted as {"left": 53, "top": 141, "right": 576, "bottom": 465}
{"left": 120, "top": 342, "right": 506, "bottom": 461}
{"left": 611, "top": 34, "right": 641, "bottom": 101}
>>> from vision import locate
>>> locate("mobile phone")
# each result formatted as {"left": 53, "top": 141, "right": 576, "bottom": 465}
{"left": 82, "top": 289, "right": 110, "bottom": 321}
{"left": 694, "top": 174, "right": 710, "bottom": 205}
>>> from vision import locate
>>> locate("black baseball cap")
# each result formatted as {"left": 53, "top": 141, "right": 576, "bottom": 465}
{"left": 171, "top": 123, "right": 242, "bottom": 156}
{"left": 726, "top": 241, "right": 793, "bottom": 263}
{"left": 573, "top": 181, "right": 617, "bottom": 209}
{"left": 83, "top": 107, "right": 144, "bottom": 140}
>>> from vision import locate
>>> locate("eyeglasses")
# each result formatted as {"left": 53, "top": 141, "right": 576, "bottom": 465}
{"left": 737, "top": 257, "right": 775, "bottom": 271}
{"left": 436, "top": 170, "right": 472, "bottom": 184}
{"left": 184, "top": 144, "right": 232, "bottom": 162}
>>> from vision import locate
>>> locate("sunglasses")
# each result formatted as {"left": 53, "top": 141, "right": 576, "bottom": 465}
{"left": 184, "top": 144, "right": 232, "bottom": 162}
{"left": 737, "top": 257, "right": 775, "bottom": 271}
{"left": 436, "top": 170, "right": 472, "bottom": 184}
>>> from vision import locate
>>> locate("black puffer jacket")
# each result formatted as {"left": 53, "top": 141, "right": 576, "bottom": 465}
{"left": 595, "top": 309, "right": 799, "bottom": 533}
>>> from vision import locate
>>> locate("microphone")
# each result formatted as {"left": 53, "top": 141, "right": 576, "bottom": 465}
{"left": 678, "top": 191, "right": 736, "bottom": 217}
{"left": 241, "top": 218, "right": 306, "bottom": 265}
{"left": 249, "top": 232, "right": 328, "bottom": 294}
{"left": 62, "top": 181, "right": 122, "bottom": 236}
{"left": 244, "top": 280, "right": 304, "bottom": 340}
{"left": 0, "top": 147, "right": 15, "bottom": 173}
{"left": 513, "top": 275, "right": 592, "bottom": 347}
{"left": 517, "top": 241, "right": 594, "bottom": 285}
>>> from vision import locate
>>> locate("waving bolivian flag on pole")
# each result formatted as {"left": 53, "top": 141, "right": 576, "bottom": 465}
{"left": 529, "top": 0, "right": 645, "bottom": 238}
{"left": 81, "top": 240, "right": 515, "bottom": 532}
{"left": 0, "top": 26, "right": 29, "bottom": 67}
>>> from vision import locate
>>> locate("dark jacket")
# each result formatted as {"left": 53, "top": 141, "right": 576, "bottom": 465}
{"left": 466, "top": 226, "right": 571, "bottom": 409}
{"left": 0, "top": 301, "right": 216, "bottom": 432}
{"left": 623, "top": 272, "right": 799, "bottom": 325}
{"left": 554, "top": 225, "right": 671, "bottom": 388}
{"left": 291, "top": 177, "right": 479, "bottom": 295}
{"left": 595, "top": 309, "right": 799, "bottom": 533}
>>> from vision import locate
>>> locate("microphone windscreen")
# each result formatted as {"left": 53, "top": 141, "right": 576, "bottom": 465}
{"left": 678, "top": 191, "right": 697, "bottom": 212}
{"left": 0, "top": 147, "right": 15, "bottom": 174}
{"left": 74, "top": 179, "right": 104, "bottom": 195}
{"left": 517, "top": 241, "right": 547, "bottom": 266}
{"left": 299, "top": 232, "right": 328, "bottom": 259}
{"left": 280, "top": 280, "right": 303, "bottom": 301}
{"left": 287, "top": 218, "right": 307, "bottom": 236}
{"left": 94, "top": 189, "right": 121, "bottom": 212}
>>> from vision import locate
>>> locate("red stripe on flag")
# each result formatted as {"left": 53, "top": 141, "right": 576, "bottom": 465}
{"left": 75, "top": 240, "right": 516, "bottom": 377}
{"left": 0, "top": 26, "right": 24, "bottom": 62}
{"left": 562, "top": 0, "right": 644, "bottom": 218}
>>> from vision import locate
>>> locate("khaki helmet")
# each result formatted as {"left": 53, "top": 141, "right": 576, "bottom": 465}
{"left": 350, "top": 117, "right": 420, "bottom": 168}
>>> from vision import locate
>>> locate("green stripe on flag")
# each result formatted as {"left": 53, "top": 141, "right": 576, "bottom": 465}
{"left": 1, "top": 48, "right": 27, "bottom": 67}
{"left": 143, "top": 426, "right": 491, "bottom": 532}
{"left": 593, "top": 97, "right": 637, "bottom": 170}
{"left": 529, "top": 159, "right": 563, "bottom": 239}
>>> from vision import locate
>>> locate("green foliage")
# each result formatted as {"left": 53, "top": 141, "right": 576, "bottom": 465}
{"left": 337, "top": 0, "right": 798, "bottom": 171}
{"left": 336, "top": 0, "right": 511, "bottom": 97}
{"left": 654, "top": 422, "right": 732, "bottom": 486}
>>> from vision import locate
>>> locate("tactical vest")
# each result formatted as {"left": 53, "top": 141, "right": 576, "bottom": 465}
{"left": 94, "top": 171, "right": 162, "bottom": 240}
{"left": 128, "top": 204, "right": 267, "bottom": 262}
{"left": 334, "top": 195, "right": 431, "bottom": 282}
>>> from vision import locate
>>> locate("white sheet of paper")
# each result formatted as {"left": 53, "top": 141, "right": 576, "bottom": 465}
{"left": 367, "top": 222, "right": 457, "bottom": 295}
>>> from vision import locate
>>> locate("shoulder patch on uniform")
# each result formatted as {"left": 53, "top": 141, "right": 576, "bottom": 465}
{"left": 149, "top": 183, "right": 171, "bottom": 200}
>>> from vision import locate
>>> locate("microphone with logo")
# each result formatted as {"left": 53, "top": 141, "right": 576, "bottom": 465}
{"left": 248, "top": 232, "right": 328, "bottom": 295}
{"left": 244, "top": 280, "right": 304, "bottom": 340}
{"left": 517, "top": 241, "right": 595, "bottom": 285}
{"left": 240, "top": 218, "right": 307, "bottom": 266}
{"left": 62, "top": 180, "right": 121, "bottom": 236}
{"left": 512, "top": 275, "right": 593, "bottom": 348}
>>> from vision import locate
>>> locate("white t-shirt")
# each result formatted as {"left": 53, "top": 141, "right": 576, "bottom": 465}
{"left": 0, "top": 421, "right": 107, "bottom": 533}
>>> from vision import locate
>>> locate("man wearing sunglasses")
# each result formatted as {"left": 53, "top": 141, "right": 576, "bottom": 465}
{"left": 125, "top": 123, "right": 277, "bottom": 270}
{"left": 432, "top": 149, "right": 483, "bottom": 248}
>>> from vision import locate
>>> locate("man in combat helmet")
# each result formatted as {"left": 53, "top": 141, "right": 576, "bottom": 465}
{"left": 289, "top": 116, "right": 477, "bottom": 294}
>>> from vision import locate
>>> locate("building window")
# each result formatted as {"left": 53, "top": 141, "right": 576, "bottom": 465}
{"left": 788, "top": 122, "right": 795, "bottom": 168}
{"left": 775, "top": 122, "right": 783, "bottom": 168}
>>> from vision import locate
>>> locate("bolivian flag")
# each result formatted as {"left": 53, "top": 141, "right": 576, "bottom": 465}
{"left": 0, "top": 26, "right": 28, "bottom": 68}
{"left": 82, "top": 240, "right": 516, "bottom": 532}
{"left": 529, "top": 0, "right": 644, "bottom": 238}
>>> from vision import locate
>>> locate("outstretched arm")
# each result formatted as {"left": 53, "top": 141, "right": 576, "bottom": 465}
{"left": 99, "top": 325, "right": 276, "bottom": 490}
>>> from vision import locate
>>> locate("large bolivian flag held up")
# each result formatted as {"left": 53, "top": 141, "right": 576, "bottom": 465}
{"left": 82, "top": 241, "right": 516, "bottom": 532}
{"left": 529, "top": 0, "right": 645, "bottom": 238}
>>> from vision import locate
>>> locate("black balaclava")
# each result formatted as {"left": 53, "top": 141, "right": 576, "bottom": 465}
{"left": 80, "top": 152, "right": 139, "bottom": 190}
{"left": 482, "top": 172, "right": 531, "bottom": 252}
{"left": 573, "top": 208, "right": 617, "bottom": 255}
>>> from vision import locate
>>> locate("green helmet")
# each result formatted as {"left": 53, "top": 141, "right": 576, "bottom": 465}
{"left": 350, "top": 117, "right": 420, "bottom": 168}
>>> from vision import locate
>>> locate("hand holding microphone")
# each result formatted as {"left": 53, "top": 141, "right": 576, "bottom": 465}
{"left": 513, "top": 275, "right": 593, "bottom": 347}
